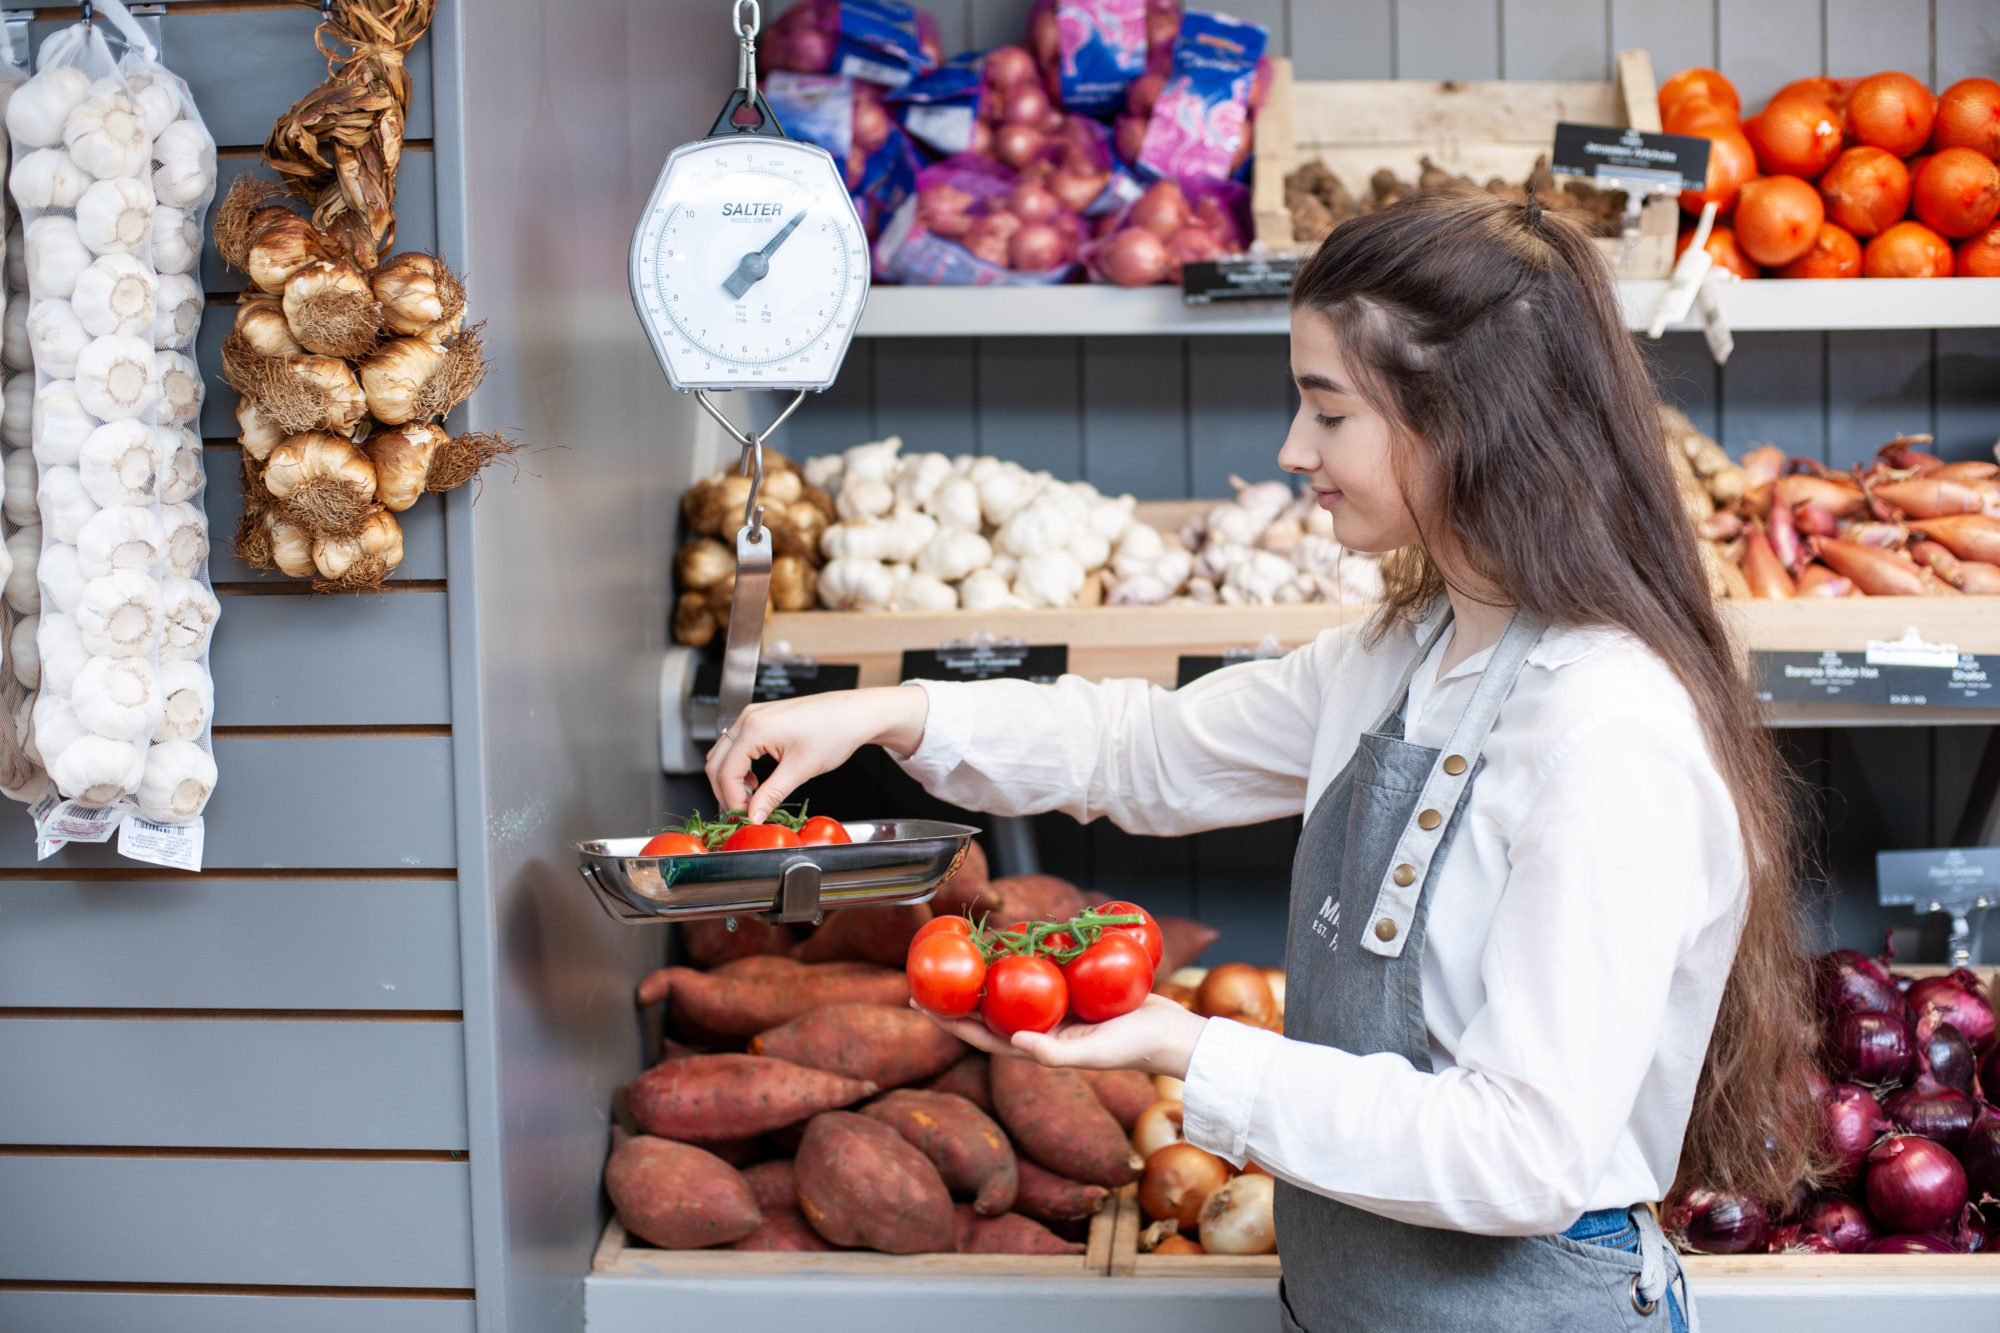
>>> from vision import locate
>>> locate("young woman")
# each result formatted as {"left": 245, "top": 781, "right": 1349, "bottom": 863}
{"left": 707, "top": 191, "right": 1822, "bottom": 1331}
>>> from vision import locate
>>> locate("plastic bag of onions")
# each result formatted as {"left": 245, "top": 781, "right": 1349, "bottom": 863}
{"left": 879, "top": 153, "right": 1085, "bottom": 285}
{"left": 1081, "top": 178, "right": 1248, "bottom": 286}
{"left": 0, "top": 23, "right": 45, "bottom": 805}
{"left": 756, "top": 0, "right": 943, "bottom": 85}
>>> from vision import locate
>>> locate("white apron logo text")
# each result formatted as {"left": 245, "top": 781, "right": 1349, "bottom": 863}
{"left": 1312, "top": 894, "right": 1339, "bottom": 953}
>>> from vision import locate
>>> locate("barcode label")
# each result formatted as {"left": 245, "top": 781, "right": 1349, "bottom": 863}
{"left": 40, "top": 799, "right": 130, "bottom": 844}
{"left": 28, "top": 791, "right": 63, "bottom": 858}
{"left": 117, "top": 816, "right": 204, "bottom": 873}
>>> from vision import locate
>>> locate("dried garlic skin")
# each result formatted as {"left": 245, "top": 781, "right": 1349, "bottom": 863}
{"left": 674, "top": 537, "right": 735, "bottom": 592}
{"left": 364, "top": 423, "right": 446, "bottom": 511}
{"left": 262, "top": 510, "right": 316, "bottom": 578}
{"left": 770, "top": 554, "right": 818, "bottom": 611}
{"left": 357, "top": 336, "right": 443, "bottom": 425}
{"left": 245, "top": 213, "right": 328, "bottom": 295}
{"left": 233, "top": 297, "right": 301, "bottom": 357}
{"left": 371, "top": 252, "right": 464, "bottom": 343}
{"left": 310, "top": 509, "right": 402, "bottom": 582}
{"left": 263, "top": 432, "right": 377, "bottom": 504}
{"left": 282, "top": 258, "right": 381, "bottom": 359}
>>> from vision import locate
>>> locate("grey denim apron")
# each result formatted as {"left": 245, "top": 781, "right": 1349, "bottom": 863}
{"left": 1273, "top": 611, "right": 1696, "bottom": 1333}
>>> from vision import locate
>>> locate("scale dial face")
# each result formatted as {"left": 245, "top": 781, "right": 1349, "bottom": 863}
{"left": 631, "top": 135, "right": 870, "bottom": 392}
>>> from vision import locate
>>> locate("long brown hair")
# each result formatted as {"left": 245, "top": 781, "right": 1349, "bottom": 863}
{"left": 1291, "top": 190, "right": 1823, "bottom": 1203}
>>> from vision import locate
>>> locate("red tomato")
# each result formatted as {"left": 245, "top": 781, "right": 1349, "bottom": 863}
{"left": 722, "top": 823, "right": 801, "bottom": 851}
{"left": 797, "top": 816, "right": 852, "bottom": 846}
{"left": 981, "top": 955, "right": 1068, "bottom": 1037}
{"left": 907, "top": 933, "right": 987, "bottom": 1018}
{"left": 911, "top": 914, "right": 973, "bottom": 949}
{"left": 1096, "top": 900, "right": 1164, "bottom": 969}
{"left": 638, "top": 832, "right": 706, "bottom": 856}
{"left": 1063, "top": 934, "right": 1155, "bottom": 1023}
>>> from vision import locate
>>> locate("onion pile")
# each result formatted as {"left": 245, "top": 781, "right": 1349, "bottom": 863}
{"left": 1660, "top": 66, "right": 2000, "bottom": 277}
{"left": 1084, "top": 179, "right": 1247, "bottom": 287}
{"left": 1669, "top": 952, "right": 1999, "bottom": 1258}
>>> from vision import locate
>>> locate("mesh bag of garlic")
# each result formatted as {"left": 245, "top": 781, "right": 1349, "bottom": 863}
{"left": 0, "top": 29, "right": 45, "bottom": 805}
{"left": 6, "top": 2, "right": 218, "bottom": 838}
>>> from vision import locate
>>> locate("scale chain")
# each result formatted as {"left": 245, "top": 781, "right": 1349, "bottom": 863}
{"left": 734, "top": 0, "right": 760, "bottom": 104}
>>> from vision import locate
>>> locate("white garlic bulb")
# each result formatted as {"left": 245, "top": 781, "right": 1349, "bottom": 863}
{"left": 264, "top": 510, "right": 313, "bottom": 579}
{"left": 1, "top": 375, "right": 32, "bottom": 449}
{"left": 5, "top": 67, "right": 91, "bottom": 149}
{"left": 835, "top": 474, "right": 895, "bottom": 522}
{"left": 894, "top": 452, "right": 953, "bottom": 510}
{"left": 159, "top": 577, "right": 218, "bottom": 662}
{"left": 1107, "top": 572, "right": 1175, "bottom": 606}
{"left": 136, "top": 739, "right": 215, "bottom": 823}
{"left": 3, "top": 447, "right": 36, "bottom": 524}
{"left": 33, "top": 381, "right": 96, "bottom": 467}
{"left": 1068, "top": 527, "right": 1111, "bottom": 573}
{"left": 152, "top": 272, "right": 201, "bottom": 349}
{"left": 162, "top": 502, "right": 207, "bottom": 578}
{"left": 77, "top": 504, "right": 165, "bottom": 578}
{"left": 38, "top": 464, "right": 96, "bottom": 544}
{"left": 64, "top": 86, "right": 150, "bottom": 180}
{"left": 922, "top": 475, "right": 982, "bottom": 532}
{"left": 38, "top": 612, "right": 85, "bottom": 694}
{"left": 124, "top": 71, "right": 180, "bottom": 142}
{"left": 10, "top": 614, "right": 38, "bottom": 689}
{"left": 71, "top": 252, "right": 156, "bottom": 337}
{"left": 1014, "top": 549, "right": 1086, "bottom": 607}
{"left": 841, "top": 436, "right": 902, "bottom": 484}
{"left": 150, "top": 204, "right": 199, "bottom": 275}
{"left": 0, "top": 299, "right": 27, "bottom": 372}
{"left": 77, "top": 419, "right": 158, "bottom": 507}
{"left": 27, "top": 300, "right": 90, "bottom": 383}
{"left": 1111, "top": 524, "right": 1166, "bottom": 579}
{"left": 49, "top": 733, "right": 145, "bottom": 805}
{"left": 159, "top": 428, "right": 202, "bottom": 505}
{"left": 155, "top": 659, "right": 213, "bottom": 743}
{"left": 38, "top": 542, "right": 85, "bottom": 615}
{"left": 75, "top": 335, "right": 157, "bottom": 420}
{"left": 958, "top": 567, "right": 1031, "bottom": 612}
{"left": 914, "top": 528, "right": 992, "bottom": 583}
{"left": 75, "top": 569, "right": 162, "bottom": 657}
{"left": 152, "top": 120, "right": 215, "bottom": 210}
{"left": 9, "top": 146, "right": 90, "bottom": 210}
{"left": 33, "top": 691, "right": 89, "bottom": 768}
{"left": 153, "top": 351, "right": 201, "bottom": 427}
{"left": 998, "top": 496, "right": 1074, "bottom": 559}
{"left": 889, "top": 570, "right": 958, "bottom": 612}
{"left": 977, "top": 463, "right": 1037, "bottom": 527}
{"left": 74, "top": 176, "right": 154, "bottom": 256}
{"left": 818, "top": 518, "right": 896, "bottom": 564}
{"left": 817, "top": 557, "right": 895, "bottom": 610}
{"left": 802, "top": 454, "right": 843, "bottom": 491}
{"left": 72, "top": 653, "right": 163, "bottom": 742}
{"left": 26, "top": 216, "right": 92, "bottom": 300}
{"left": 4, "top": 525, "right": 40, "bottom": 613}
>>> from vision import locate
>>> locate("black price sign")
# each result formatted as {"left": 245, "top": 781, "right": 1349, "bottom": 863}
{"left": 902, "top": 643, "right": 1066, "bottom": 683}
{"left": 691, "top": 659, "right": 860, "bottom": 707}
{"left": 1177, "top": 655, "right": 1228, "bottom": 687}
{"left": 1878, "top": 847, "right": 2000, "bottom": 909}
{"left": 1182, "top": 257, "right": 1301, "bottom": 304}
{"left": 1552, "top": 122, "right": 1711, "bottom": 193}
{"left": 1752, "top": 650, "right": 2000, "bottom": 708}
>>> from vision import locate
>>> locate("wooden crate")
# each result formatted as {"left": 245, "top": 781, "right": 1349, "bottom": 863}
{"left": 1249, "top": 51, "right": 1678, "bottom": 278}
{"left": 592, "top": 1201, "right": 1119, "bottom": 1278}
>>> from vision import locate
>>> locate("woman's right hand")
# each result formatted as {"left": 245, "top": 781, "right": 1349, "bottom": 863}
{"left": 705, "top": 684, "right": 930, "bottom": 823}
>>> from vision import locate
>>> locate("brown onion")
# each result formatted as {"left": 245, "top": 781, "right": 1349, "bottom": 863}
{"left": 1129, "top": 180, "right": 1190, "bottom": 237}
{"left": 984, "top": 45, "right": 1037, "bottom": 92}
{"left": 1008, "top": 182, "right": 1062, "bottom": 225}
{"left": 1197, "top": 1172, "right": 1277, "bottom": 1255}
{"left": 1101, "top": 227, "right": 1170, "bottom": 286}
{"left": 995, "top": 124, "right": 1046, "bottom": 171}
{"left": 1139, "top": 1143, "right": 1231, "bottom": 1232}
{"left": 1002, "top": 81, "right": 1052, "bottom": 127}
{"left": 1050, "top": 168, "right": 1108, "bottom": 214}
{"left": 1008, "top": 223, "right": 1067, "bottom": 272}
{"left": 1153, "top": 1234, "right": 1204, "bottom": 1255}
{"left": 1195, "top": 962, "right": 1276, "bottom": 1025}
{"left": 1132, "top": 1099, "right": 1186, "bottom": 1159}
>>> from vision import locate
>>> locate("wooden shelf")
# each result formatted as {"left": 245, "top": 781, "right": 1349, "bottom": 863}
{"left": 853, "top": 279, "right": 2000, "bottom": 338}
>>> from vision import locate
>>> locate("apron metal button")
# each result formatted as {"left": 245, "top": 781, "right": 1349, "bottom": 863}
{"left": 1442, "top": 754, "right": 1467, "bottom": 776}
{"left": 1374, "top": 917, "right": 1397, "bottom": 941}
{"left": 1392, "top": 863, "right": 1416, "bottom": 887}
{"left": 1417, "top": 809, "right": 1441, "bottom": 830}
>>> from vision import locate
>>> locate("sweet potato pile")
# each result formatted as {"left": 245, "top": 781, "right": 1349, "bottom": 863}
{"left": 606, "top": 844, "right": 1222, "bottom": 1255}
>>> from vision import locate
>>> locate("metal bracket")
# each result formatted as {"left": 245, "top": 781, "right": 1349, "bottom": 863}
{"left": 765, "top": 860, "right": 824, "bottom": 925}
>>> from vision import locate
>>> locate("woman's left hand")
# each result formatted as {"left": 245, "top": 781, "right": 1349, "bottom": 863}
{"left": 921, "top": 994, "right": 1210, "bottom": 1080}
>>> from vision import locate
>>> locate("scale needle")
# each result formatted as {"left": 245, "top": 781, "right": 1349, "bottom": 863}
{"left": 722, "top": 210, "right": 807, "bottom": 300}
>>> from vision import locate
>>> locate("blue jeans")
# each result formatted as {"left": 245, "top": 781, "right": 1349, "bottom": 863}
{"left": 1562, "top": 1210, "right": 1689, "bottom": 1333}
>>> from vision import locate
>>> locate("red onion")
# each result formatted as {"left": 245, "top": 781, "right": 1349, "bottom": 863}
{"left": 1919, "top": 1013, "right": 1979, "bottom": 1093}
{"left": 1820, "top": 949, "right": 1905, "bottom": 1017}
{"left": 1801, "top": 1195, "right": 1879, "bottom": 1253}
{"left": 1865, "top": 1134, "right": 1968, "bottom": 1233}
{"left": 1193, "top": 194, "right": 1246, "bottom": 251}
{"left": 1007, "top": 182, "right": 1062, "bottom": 226}
{"left": 1100, "top": 227, "right": 1170, "bottom": 287}
{"left": 1907, "top": 970, "right": 1996, "bottom": 1051}
{"left": 1008, "top": 223, "right": 1067, "bottom": 272}
{"left": 1952, "top": 1203, "right": 1992, "bottom": 1253}
{"left": 1982, "top": 1044, "right": 2000, "bottom": 1104}
{"left": 1768, "top": 1224, "right": 1840, "bottom": 1255}
{"left": 1865, "top": 1233, "right": 1957, "bottom": 1254}
{"left": 1039, "top": 106, "right": 1066, "bottom": 134}
{"left": 1002, "top": 81, "right": 1051, "bottom": 128}
{"left": 1886, "top": 1074, "right": 1980, "bottom": 1150}
{"left": 995, "top": 124, "right": 1046, "bottom": 171}
{"left": 1127, "top": 71, "right": 1165, "bottom": 119}
{"left": 1663, "top": 1188, "right": 1769, "bottom": 1255}
{"left": 984, "top": 45, "right": 1037, "bottom": 92}
{"left": 1821, "top": 1083, "right": 1890, "bottom": 1181}
{"left": 1958, "top": 1112, "right": 2000, "bottom": 1205}
{"left": 1826, "top": 1010, "right": 1916, "bottom": 1084}
{"left": 1129, "top": 181, "right": 1191, "bottom": 238}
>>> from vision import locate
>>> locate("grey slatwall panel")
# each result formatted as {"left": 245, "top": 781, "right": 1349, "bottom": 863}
{"left": 1191, "top": 820, "right": 1297, "bottom": 968}
{"left": 0, "top": 880, "right": 461, "bottom": 1009}
{"left": 1218, "top": 0, "right": 1287, "bottom": 58}
{"left": 0, "top": 1293, "right": 475, "bottom": 1333}
{"left": 1646, "top": 334, "right": 1721, "bottom": 440}
{"left": 1608, "top": 0, "right": 1716, "bottom": 76}
{"left": 1187, "top": 335, "right": 1292, "bottom": 499}
{"left": 976, "top": 340, "right": 1084, "bottom": 476}
{"left": 870, "top": 338, "right": 978, "bottom": 456}
{"left": 206, "top": 447, "right": 450, "bottom": 582}
{"left": 1501, "top": 0, "right": 1611, "bottom": 81}
{"left": 967, "top": 0, "right": 1038, "bottom": 52}
{"left": 1289, "top": 0, "right": 1395, "bottom": 79}
{"left": 1393, "top": 0, "right": 1501, "bottom": 80}
{"left": 0, "top": 1157, "right": 474, "bottom": 1286}
{"left": 1087, "top": 822, "right": 1195, "bottom": 921}
{"left": 1081, "top": 338, "right": 1186, "bottom": 499}
{"left": 780, "top": 341, "right": 875, "bottom": 460}
{"left": 0, "top": 1020, "right": 468, "bottom": 1149}
{"left": 1826, "top": 329, "right": 1935, "bottom": 468}
{"left": 203, "top": 154, "right": 440, "bottom": 295}
{"left": 163, "top": 16, "right": 434, "bottom": 146}
{"left": 1715, "top": 0, "right": 1822, "bottom": 106}
{"left": 1716, "top": 332, "right": 1825, "bottom": 461}
{"left": 0, "top": 738, "right": 456, "bottom": 869}
{"left": 212, "top": 592, "right": 452, "bottom": 726}
{"left": 1935, "top": 1, "right": 2000, "bottom": 87}
{"left": 1935, "top": 330, "right": 2000, "bottom": 462}
{"left": 1824, "top": 0, "right": 1933, "bottom": 84}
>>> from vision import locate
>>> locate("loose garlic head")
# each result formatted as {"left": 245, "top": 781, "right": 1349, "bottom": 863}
{"left": 6, "top": 67, "right": 91, "bottom": 148}
{"left": 77, "top": 419, "right": 160, "bottom": 507}
{"left": 71, "top": 252, "right": 157, "bottom": 338}
{"left": 154, "top": 272, "right": 202, "bottom": 350}
{"left": 263, "top": 509, "right": 315, "bottom": 578}
{"left": 75, "top": 335, "right": 158, "bottom": 421}
{"left": 154, "top": 351, "right": 202, "bottom": 427}
{"left": 73, "top": 653, "right": 164, "bottom": 742}
{"left": 64, "top": 85, "right": 151, "bottom": 180}
{"left": 371, "top": 252, "right": 463, "bottom": 343}
{"left": 74, "top": 176, "right": 154, "bottom": 256}
{"left": 364, "top": 422, "right": 448, "bottom": 511}
{"left": 136, "top": 740, "right": 216, "bottom": 823}
{"left": 246, "top": 213, "right": 328, "bottom": 294}
{"left": 357, "top": 336, "right": 444, "bottom": 426}
{"left": 26, "top": 216, "right": 93, "bottom": 300}
{"left": 9, "top": 147, "right": 91, "bottom": 210}
{"left": 151, "top": 205, "right": 200, "bottom": 275}
{"left": 152, "top": 119, "right": 216, "bottom": 210}
{"left": 234, "top": 297, "right": 303, "bottom": 357}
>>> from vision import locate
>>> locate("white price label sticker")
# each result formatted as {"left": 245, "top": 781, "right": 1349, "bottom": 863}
{"left": 902, "top": 103, "right": 974, "bottom": 155}
{"left": 117, "top": 816, "right": 205, "bottom": 873}
{"left": 39, "top": 799, "right": 128, "bottom": 845}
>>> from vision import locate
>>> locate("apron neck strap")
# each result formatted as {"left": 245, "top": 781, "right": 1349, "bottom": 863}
{"left": 1367, "top": 608, "right": 1457, "bottom": 736}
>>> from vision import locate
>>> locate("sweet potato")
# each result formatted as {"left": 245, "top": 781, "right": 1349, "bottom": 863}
{"left": 928, "top": 838, "right": 990, "bottom": 915}
{"left": 1083, "top": 1068, "right": 1157, "bottom": 1131}
{"left": 793, "top": 902, "right": 932, "bottom": 965}
{"left": 626, "top": 1054, "right": 876, "bottom": 1142}
{"left": 741, "top": 1159, "right": 798, "bottom": 1215}
{"left": 1157, "top": 916, "right": 1219, "bottom": 976}
{"left": 938, "top": 872, "right": 1086, "bottom": 924}
{"left": 605, "top": 1131, "right": 762, "bottom": 1249}
{"left": 731, "top": 1211, "right": 833, "bottom": 1251}
{"left": 794, "top": 1110, "right": 956, "bottom": 1253}
{"left": 954, "top": 1205, "right": 1086, "bottom": 1256}
{"left": 638, "top": 962, "right": 909, "bottom": 1037}
{"left": 990, "top": 1056, "right": 1143, "bottom": 1187}
{"left": 683, "top": 916, "right": 797, "bottom": 968}
{"left": 749, "top": 1003, "right": 966, "bottom": 1088}
{"left": 923, "top": 1053, "right": 993, "bottom": 1113}
{"left": 861, "top": 1089, "right": 1017, "bottom": 1215}
{"left": 1012, "top": 1157, "right": 1111, "bottom": 1224}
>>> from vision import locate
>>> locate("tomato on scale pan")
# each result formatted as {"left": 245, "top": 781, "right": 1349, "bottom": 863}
{"left": 641, "top": 804, "right": 852, "bottom": 854}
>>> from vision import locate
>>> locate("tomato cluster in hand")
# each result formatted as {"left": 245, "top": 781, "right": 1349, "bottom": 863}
{"left": 905, "top": 901, "right": 1162, "bottom": 1035}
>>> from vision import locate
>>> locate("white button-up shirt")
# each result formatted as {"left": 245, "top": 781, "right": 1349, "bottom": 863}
{"left": 897, "top": 610, "right": 1746, "bottom": 1236}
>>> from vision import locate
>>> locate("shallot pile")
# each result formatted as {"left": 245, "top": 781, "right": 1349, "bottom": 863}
{"left": 1661, "top": 65, "right": 2000, "bottom": 278}
{"left": 1665, "top": 949, "right": 2000, "bottom": 1257}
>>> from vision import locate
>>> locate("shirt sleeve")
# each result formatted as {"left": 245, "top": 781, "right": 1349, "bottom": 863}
{"left": 892, "top": 631, "right": 1347, "bottom": 838}
{"left": 1180, "top": 711, "right": 1745, "bottom": 1235}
